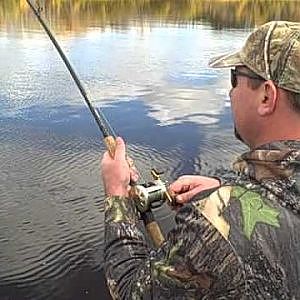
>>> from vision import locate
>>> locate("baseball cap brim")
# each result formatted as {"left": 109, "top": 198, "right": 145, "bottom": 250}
{"left": 209, "top": 50, "right": 244, "bottom": 68}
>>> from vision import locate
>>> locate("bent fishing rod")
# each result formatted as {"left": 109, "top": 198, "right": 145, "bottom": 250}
{"left": 26, "top": 0, "right": 173, "bottom": 248}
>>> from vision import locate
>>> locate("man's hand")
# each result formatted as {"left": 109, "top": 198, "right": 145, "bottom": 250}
{"left": 169, "top": 175, "right": 220, "bottom": 204}
{"left": 101, "top": 137, "right": 138, "bottom": 197}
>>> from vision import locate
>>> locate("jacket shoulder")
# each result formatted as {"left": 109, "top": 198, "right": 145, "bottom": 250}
{"left": 192, "top": 185, "right": 281, "bottom": 241}
{"left": 192, "top": 185, "right": 234, "bottom": 240}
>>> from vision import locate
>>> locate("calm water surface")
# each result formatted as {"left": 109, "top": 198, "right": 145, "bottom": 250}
{"left": 0, "top": 1, "right": 299, "bottom": 299}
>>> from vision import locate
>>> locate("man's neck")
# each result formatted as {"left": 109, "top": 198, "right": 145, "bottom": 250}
{"left": 250, "top": 109, "right": 300, "bottom": 149}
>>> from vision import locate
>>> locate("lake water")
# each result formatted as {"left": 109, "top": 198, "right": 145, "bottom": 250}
{"left": 0, "top": 1, "right": 299, "bottom": 299}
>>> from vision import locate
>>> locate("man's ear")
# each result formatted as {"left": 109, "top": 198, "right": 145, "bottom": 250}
{"left": 257, "top": 80, "right": 278, "bottom": 116}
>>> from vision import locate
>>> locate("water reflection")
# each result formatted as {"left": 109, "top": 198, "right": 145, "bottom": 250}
{"left": 0, "top": 24, "right": 245, "bottom": 126}
{"left": 1, "top": 0, "right": 299, "bottom": 33}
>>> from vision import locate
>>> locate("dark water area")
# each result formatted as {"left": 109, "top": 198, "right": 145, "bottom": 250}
{"left": 0, "top": 1, "right": 299, "bottom": 299}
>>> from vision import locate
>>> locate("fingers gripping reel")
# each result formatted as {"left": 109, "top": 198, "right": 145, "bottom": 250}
{"left": 132, "top": 169, "right": 174, "bottom": 213}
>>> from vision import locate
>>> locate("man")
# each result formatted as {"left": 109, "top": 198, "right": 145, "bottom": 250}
{"left": 101, "top": 21, "right": 300, "bottom": 299}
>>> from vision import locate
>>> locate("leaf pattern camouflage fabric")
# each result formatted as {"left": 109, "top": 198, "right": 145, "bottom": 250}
{"left": 104, "top": 140, "right": 300, "bottom": 299}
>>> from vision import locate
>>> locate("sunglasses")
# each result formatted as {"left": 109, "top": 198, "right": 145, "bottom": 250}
{"left": 231, "top": 69, "right": 264, "bottom": 88}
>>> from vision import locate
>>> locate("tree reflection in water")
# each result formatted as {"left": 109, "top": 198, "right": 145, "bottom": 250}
{"left": 1, "top": 0, "right": 299, "bottom": 32}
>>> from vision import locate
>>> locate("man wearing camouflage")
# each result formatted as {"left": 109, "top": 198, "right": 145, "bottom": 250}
{"left": 101, "top": 21, "right": 300, "bottom": 299}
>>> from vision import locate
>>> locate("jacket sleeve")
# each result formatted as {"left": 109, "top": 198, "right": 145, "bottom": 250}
{"left": 104, "top": 192, "right": 245, "bottom": 299}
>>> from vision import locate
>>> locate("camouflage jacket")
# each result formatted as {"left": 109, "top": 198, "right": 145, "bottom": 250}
{"left": 104, "top": 140, "right": 300, "bottom": 299}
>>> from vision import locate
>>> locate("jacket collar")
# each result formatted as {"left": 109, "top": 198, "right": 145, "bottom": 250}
{"left": 233, "top": 140, "right": 300, "bottom": 182}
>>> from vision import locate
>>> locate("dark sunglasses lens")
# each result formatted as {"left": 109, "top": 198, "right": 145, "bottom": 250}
{"left": 231, "top": 69, "right": 237, "bottom": 88}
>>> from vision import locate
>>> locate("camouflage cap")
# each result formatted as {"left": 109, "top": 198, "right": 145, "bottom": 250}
{"left": 209, "top": 21, "right": 300, "bottom": 93}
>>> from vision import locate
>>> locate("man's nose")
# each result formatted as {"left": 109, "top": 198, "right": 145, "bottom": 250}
{"left": 229, "top": 88, "right": 233, "bottom": 98}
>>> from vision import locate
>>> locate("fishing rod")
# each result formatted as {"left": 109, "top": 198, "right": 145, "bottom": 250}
{"left": 26, "top": 0, "right": 173, "bottom": 247}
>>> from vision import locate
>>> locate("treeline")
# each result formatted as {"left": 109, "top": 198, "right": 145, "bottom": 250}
{"left": 1, "top": 0, "right": 299, "bottom": 32}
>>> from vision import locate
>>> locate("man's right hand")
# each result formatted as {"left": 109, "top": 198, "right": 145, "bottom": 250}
{"left": 168, "top": 175, "right": 220, "bottom": 205}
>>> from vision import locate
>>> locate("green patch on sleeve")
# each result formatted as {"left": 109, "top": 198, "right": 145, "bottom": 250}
{"left": 232, "top": 186, "right": 280, "bottom": 240}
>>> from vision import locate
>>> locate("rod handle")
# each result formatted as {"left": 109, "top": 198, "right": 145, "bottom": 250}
{"left": 141, "top": 211, "right": 165, "bottom": 247}
{"left": 104, "top": 135, "right": 117, "bottom": 157}
{"left": 146, "top": 221, "right": 165, "bottom": 247}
